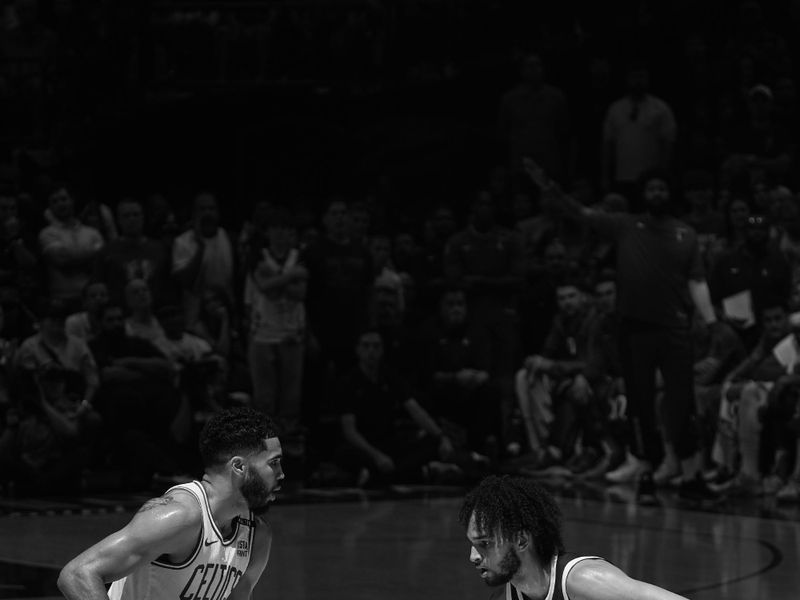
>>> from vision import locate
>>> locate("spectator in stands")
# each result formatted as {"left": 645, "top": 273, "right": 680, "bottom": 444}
{"left": 675, "top": 313, "right": 746, "bottom": 485}
{"left": 304, "top": 198, "right": 372, "bottom": 373}
{"left": 336, "top": 329, "right": 456, "bottom": 486}
{"left": 124, "top": 278, "right": 166, "bottom": 352}
{"left": 89, "top": 303, "right": 183, "bottom": 489}
{"left": 65, "top": 280, "right": 109, "bottom": 342}
{"left": 710, "top": 213, "right": 791, "bottom": 349}
{"left": 248, "top": 208, "right": 307, "bottom": 434}
{"left": 349, "top": 201, "right": 372, "bottom": 248}
{"left": 193, "top": 285, "right": 235, "bottom": 360}
{"left": 721, "top": 84, "right": 795, "bottom": 183}
{"left": 581, "top": 271, "right": 627, "bottom": 478}
{"left": 0, "top": 193, "right": 37, "bottom": 306}
{"left": 78, "top": 199, "right": 118, "bottom": 243}
{"left": 416, "top": 286, "right": 493, "bottom": 455}
{"left": 602, "top": 63, "right": 676, "bottom": 206}
{"left": 498, "top": 53, "right": 570, "bottom": 181}
{"left": 15, "top": 299, "right": 99, "bottom": 411}
{"left": 710, "top": 300, "right": 791, "bottom": 494}
{"left": 682, "top": 170, "right": 725, "bottom": 247}
{"left": 172, "top": 192, "right": 235, "bottom": 327}
{"left": 444, "top": 190, "right": 524, "bottom": 451}
{"left": 525, "top": 160, "right": 722, "bottom": 502}
{"left": 98, "top": 197, "right": 172, "bottom": 306}
{"left": 39, "top": 185, "right": 104, "bottom": 305}
{"left": 0, "top": 364, "right": 100, "bottom": 495}
{"left": 516, "top": 275, "right": 602, "bottom": 474}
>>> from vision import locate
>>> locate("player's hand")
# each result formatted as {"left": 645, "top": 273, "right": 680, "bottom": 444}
{"left": 373, "top": 452, "right": 395, "bottom": 473}
{"left": 438, "top": 435, "right": 455, "bottom": 461}
{"left": 522, "top": 157, "right": 558, "bottom": 192}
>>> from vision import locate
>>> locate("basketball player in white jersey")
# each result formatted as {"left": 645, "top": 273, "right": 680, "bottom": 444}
{"left": 460, "top": 476, "right": 689, "bottom": 600}
{"left": 57, "top": 407, "right": 283, "bottom": 600}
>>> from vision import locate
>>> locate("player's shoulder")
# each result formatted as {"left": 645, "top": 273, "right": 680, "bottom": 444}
{"left": 565, "top": 556, "right": 619, "bottom": 591}
{"left": 131, "top": 486, "right": 203, "bottom": 529}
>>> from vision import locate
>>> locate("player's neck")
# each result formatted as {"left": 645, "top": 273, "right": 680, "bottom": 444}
{"left": 201, "top": 475, "right": 248, "bottom": 537}
{"left": 512, "top": 557, "right": 551, "bottom": 600}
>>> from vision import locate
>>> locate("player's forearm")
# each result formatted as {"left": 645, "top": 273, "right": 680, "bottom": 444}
{"left": 57, "top": 567, "right": 109, "bottom": 600}
{"left": 688, "top": 279, "right": 716, "bottom": 324}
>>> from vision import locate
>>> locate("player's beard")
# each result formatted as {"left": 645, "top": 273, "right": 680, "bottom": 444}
{"left": 484, "top": 549, "right": 521, "bottom": 587}
{"left": 240, "top": 470, "right": 273, "bottom": 515}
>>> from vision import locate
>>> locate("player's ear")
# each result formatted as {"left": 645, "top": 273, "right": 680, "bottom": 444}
{"left": 230, "top": 456, "right": 247, "bottom": 476}
{"left": 516, "top": 530, "right": 531, "bottom": 551}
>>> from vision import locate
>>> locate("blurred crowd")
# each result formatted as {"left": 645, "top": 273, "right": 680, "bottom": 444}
{"left": 0, "top": 0, "right": 799, "bottom": 503}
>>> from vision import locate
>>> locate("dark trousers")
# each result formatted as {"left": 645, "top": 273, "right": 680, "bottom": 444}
{"left": 619, "top": 319, "right": 698, "bottom": 464}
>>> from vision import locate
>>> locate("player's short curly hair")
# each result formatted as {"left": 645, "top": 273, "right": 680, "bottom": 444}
{"left": 459, "top": 475, "right": 564, "bottom": 564}
{"left": 199, "top": 407, "right": 278, "bottom": 468}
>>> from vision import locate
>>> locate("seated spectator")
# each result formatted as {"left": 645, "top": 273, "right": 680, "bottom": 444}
{"left": 15, "top": 299, "right": 99, "bottom": 409}
{"left": 89, "top": 303, "right": 184, "bottom": 489}
{"left": 172, "top": 192, "right": 235, "bottom": 328}
{"left": 0, "top": 303, "right": 17, "bottom": 409}
{"left": 0, "top": 193, "right": 38, "bottom": 314}
{"left": 0, "top": 364, "right": 101, "bottom": 495}
{"left": 656, "top": 314, "right": 745, "bottom": 485}
{"left": 97, "top": 197, "right": 173, "bottom": 306}
{"left": 336, "top": 329, "right": 457, "bottom": 486}
{"left": 65, "top": 280, "right": 109, "bottom": 342}
{"left": 415, "top": 286, "right": 494, "bottom": 455}
{"left": 248, "top": 209, "right": 307, "bottom": 433}
{"left": 444, "top": 191, "right": 524, "bottom": 449}
{"left": 304, "top": 199, "right": 373, "bottom": 373}
{"left": 38, "top": 185, "right": 104, "bottom": 306}
{"left": 712, "top": 301, "right": 795, "bottom": 495}
{"left": 194, "top": 285, "right": 235, "bottom": 360}
{"left": 124, "top": 278, "right": 166, "bottom": 350}
{"left": 78, "top": 199, "right": 118, "bottom": 242}
{"left": 515, "top": 275, "right": 602, "bottom": 473}
{"left": 710, "top": 213, "right": 791, "bottom": 349}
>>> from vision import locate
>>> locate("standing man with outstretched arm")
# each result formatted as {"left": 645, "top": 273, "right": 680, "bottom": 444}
{"left": 57, "top": 407, "right": 283, "bottom": 600}
{"left": 523, "top": 158, "right": 721, "bottom": 502}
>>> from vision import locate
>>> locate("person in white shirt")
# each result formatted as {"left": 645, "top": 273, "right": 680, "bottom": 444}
{"left": 38, "top": 186, "right": 104, "bottom": 304}
{"left": 602, "top": 63, "right": 676, "bottom": 204}
{"left": 173, "top": 192, "right": 235, "bottom": 327}
{"left": 65, "top": 280, "right": 109, "bottom": 342}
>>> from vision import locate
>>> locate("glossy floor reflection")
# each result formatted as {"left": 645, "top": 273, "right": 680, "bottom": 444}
{"left": 0, "top": 490, "right": 798, "bottom": 599}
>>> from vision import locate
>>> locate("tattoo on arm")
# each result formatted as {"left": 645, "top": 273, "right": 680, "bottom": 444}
{"left": 138, "top": 495, "right": 176, "bottom": 513}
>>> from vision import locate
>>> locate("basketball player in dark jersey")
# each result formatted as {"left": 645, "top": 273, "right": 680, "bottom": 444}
{"left": 57, "top": 407, "right": 283, "bottom": 600}
{"left": 460, "top": 476, "right": 689, "bottom": 600}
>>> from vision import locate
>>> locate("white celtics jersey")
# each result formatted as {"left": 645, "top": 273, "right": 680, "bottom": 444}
{"left": 108, "top": 481, "right": 255, "bottom": 600}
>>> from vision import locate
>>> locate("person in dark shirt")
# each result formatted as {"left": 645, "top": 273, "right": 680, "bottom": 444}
{"left": 89, "top": 303, "right": 181, "bottom": 488}
{"left": 524, "top": 159, "right": 722, "bottom": 501}
{"left": 460, "top": 475, "right": 689, "bottom": 600}
{"left": 416, "top": 286, "right": 494, "bottom": 454}
{"left": 517, "top": 275, "right": 600, "bottom": 473}
{"left": 710, "top": 213, "right": 791, "bottom": 350}
{"left": 303, "top": 199, "right": 373, "bottom": 373}
{"left": 97, "top": 198, "right": 173, "bottom": 307}
{"left": 336, "top": 329, "right": 455, "bottom": 486}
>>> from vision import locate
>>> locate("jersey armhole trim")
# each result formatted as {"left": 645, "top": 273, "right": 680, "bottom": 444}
{"left": 561, "top": 556, "right": 603, "bottom": 600}
{"left": 151, "top": 483, "right": 204, "bottom": 570}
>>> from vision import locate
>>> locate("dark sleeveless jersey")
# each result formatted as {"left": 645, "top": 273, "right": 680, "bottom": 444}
{"left": 487, "top": 553, "right": 604, "bottom": 600}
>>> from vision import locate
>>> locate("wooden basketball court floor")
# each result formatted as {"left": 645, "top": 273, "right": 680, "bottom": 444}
{"left": 0, "top": 481, "right": 799, "bottom": 600}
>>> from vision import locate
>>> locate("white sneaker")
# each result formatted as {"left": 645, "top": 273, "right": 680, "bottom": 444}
{"left": 605, "top": 452, "right": 647, "bottom": 484}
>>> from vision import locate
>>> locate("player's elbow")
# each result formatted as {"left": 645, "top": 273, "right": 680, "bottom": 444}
{"left": 57, "top": 559, "right": 91, "bottom": 599}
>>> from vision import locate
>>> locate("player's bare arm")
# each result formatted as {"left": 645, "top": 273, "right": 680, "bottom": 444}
{"left": 566, "top": 559, "right": 689, "bottom": 600}
{"left": 227, "top": 517, "right": 273, "bottom": 600}
{"left": 57, "top": 491, "right": 202, "bottom": 600}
